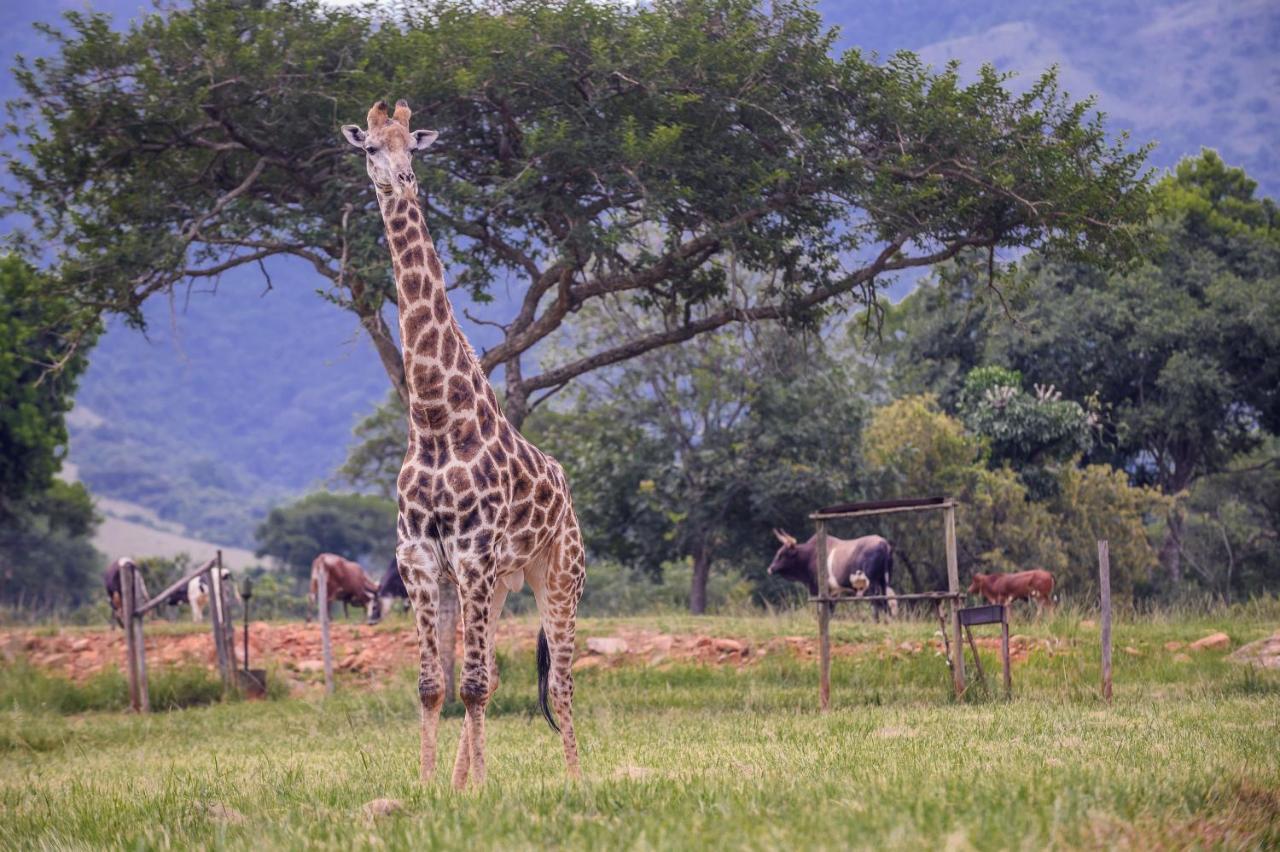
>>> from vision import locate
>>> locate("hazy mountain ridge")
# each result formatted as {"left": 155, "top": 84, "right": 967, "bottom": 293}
{"left": 3, "top": 0, "right": 1275, "bottom": 549}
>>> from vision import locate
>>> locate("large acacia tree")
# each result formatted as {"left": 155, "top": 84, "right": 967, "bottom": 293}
{"left": 6, "top": 0, "right": 1147, "bottom": 426}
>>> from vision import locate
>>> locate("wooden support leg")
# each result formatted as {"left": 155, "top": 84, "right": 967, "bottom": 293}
{"left": 815, "top": 521, "right": 831, "bottom": 712}
{"left": 935, "top": 601, "right": 952, "bottom": 671}
{"left": 944, "top": 506, "right": 965, "bottom": 697}
{"left": 965, "top": 624, "right": 986, "bottom": 687}
{"left": 318, "top": 568, "right": 334, "bottom": 696}
{"left": 1001, "top": 604, "right": 1011, "bottom": 699}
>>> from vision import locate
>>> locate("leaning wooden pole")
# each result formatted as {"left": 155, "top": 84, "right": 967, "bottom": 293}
{"left": 120, "top": 563, "right": 142, "bottom": 712}
{"left": 1099, "top": 539, "right": 1113, "bottom": 705}
{"left": 944, "top": 504, "right": 966, "bottom": 697}
{"left": 317, "top": 567, "right": 334, "bottom": 696}
{"left": 815, "top": 520, "right": 832, "bottom": 712}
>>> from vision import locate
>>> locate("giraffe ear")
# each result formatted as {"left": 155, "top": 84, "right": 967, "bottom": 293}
{"left": 341, "top": 125, "right": 367, "bottom": 149}
{"left": 410, "top": 129, "right": 439, "bottom": 152}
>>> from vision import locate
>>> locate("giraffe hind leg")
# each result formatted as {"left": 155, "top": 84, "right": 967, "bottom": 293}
{"left": 529, "top": 519, "right": 586, "bottom": 780}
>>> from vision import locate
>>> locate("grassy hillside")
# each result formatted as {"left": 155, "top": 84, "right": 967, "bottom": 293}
{"left": 1, "top": 607, "right": 1277, "bottom": 848}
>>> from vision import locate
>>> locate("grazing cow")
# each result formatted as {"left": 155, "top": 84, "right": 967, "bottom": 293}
{"left": 103, "top": 558, "right": 149, "bottom": 628}
{"left": 309, "top": 554, "right": 382, "bottom": 624}
{"left": 186, "top": 569, "right": 239, "bottom": 623}
{"left": 374, "top": 557, "right": 410, "bottom": 623}
{"left": 968, "top": 569, "right": 1055, "bottom": 617}
{"left": 767, "top": 530, "right": 899, "bottom": 619}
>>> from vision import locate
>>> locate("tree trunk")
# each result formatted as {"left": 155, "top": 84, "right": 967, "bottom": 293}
{"left": 353, "top": 296, "right": 410, "bottom": 408}
{"left": 1159, "top": 506, "right": 1185, "bottom": 585}
{"left": 689, "top": 543, "right": 712, "bottom": 615}
{"left": 503, "top": 355, "right": 530, "bottom": 430}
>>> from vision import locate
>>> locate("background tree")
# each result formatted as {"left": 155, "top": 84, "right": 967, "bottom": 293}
{"left": 860, "top": 394, "right": 1165, "bottom": 597}
{"left": 254, "top": 492, "right": 395, "bottom": 578}
{"left": 7, "top": 0, "right": 1147, "bottom": 426}
{"left": 987, "top": 151, "right": 1280, "bottom": 581}
{"left": 530, "top": 314, "right": 867, "bottom": 612}
{"left": 0, "top": 255, "right": 101, "bottom": 610}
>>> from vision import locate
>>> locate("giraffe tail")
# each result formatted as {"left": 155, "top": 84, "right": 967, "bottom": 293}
{"left": 537, "top": 626, "right": 559, "bottom": 733}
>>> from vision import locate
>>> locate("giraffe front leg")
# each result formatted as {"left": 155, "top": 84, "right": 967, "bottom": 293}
{"left": 452, "top": 581, "right": 508, "bottom": 789}
{"left": 399, "top": 540, "right": 445, "bottom": 783}
{"left": 455, "top": 574, "right": 496, "bottom": 789}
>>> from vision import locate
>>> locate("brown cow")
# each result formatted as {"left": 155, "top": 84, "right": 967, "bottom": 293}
{"left": 309, "top": 554, "right": 382, "bottom": 624}
{"left": 968, "top": 569, "right": 1055, "bottom": 617}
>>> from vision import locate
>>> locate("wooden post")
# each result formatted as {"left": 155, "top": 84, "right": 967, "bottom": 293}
{"left": 815, "top": 519, "right": 832, "bottom": 712}
{"left": 218, "top": 552, "right": 236, "bottom": 676}
{"left": 317, "top": 567, "right": 334, "bottom": 695}
{"left": 944, "top": 504, "right": 966, "bottom": 697}
{"left": 1001, "top": 603, "right": 1011, "bottom": 699}
{"left": 120, "top": 563, "right": 148, "bottom": 712}
{"left": 1099, "top": 539, "right": 1112, "bottom": 705}
{"left": 439, "top": 583, "right": 459, "bottom": 703}
{"left": 131, "top": 580, "right": 149, "bottom": 713}
{"left": 209, "top": 564, "right": 230, "bottom": 689}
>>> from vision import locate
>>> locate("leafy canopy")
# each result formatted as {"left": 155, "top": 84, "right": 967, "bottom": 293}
{"left": 5, "top": 0, "right": 1149, "bottom": 422}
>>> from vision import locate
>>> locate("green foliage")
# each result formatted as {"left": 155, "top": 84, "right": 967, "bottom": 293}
{"left": 0, "top": 480, "right": 101, "bottom": 610}
{"left": 861, "top": 395, "right": 1165, "bottom": 595}
{"left": 5, "top": 0, "right": 1148, "bottom": 417}
{"left": 336, "top": 390, "right": 406, "bottom": 501}
{"left": 254, "top": 493, "right": 395, "bottom": 577}
{"left": 576, "top": 560, "right": 753, "bottom": 617}
{"left": 531, "top": 323, "right": 866, "bottom": 611}
{"left": 0, "top": 255, "right": 97, "bottom": 513}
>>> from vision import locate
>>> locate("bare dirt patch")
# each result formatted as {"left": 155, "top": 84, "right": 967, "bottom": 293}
{"left": 1, "top": 621, "right": 1073, "bottom": 687}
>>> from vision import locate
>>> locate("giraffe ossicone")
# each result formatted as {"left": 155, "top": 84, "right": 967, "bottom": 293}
{"left": 342, "top": 98, "right": 586, "bottom": 788}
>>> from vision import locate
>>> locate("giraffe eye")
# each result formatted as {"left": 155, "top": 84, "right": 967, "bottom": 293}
{"left": 365, "top": 146, "right": 379, "bottom": 154}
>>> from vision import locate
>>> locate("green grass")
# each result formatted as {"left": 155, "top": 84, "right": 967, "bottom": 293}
{"left": 1, "top": 609, "right": 1277, "bottom": 850}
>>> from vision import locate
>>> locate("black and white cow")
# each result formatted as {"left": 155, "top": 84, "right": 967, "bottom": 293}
{"left": 766, "top": 529, "right": 898, "bottom": 618}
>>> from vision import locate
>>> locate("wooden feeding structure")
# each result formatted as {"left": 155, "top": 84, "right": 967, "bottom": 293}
{"left": 809, "top": 496, "right": 966, "bottom": 709}
{"left": 957, "top": 603, "right": 1011, "bottom": 698}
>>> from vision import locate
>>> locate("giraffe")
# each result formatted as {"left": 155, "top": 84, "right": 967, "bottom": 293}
{"left": 342, "top": 100, "right": 586, "bottom": 788}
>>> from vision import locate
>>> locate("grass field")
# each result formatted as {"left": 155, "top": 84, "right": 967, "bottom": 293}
{"left": 2, "top": 605, "right": 1278, "bottom": 850}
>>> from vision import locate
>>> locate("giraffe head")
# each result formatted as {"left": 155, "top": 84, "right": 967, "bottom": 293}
{"left": 342, "top": 99, "right": 438, "bottom": 199}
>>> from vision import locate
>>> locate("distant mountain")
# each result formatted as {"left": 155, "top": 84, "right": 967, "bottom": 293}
{"left": 4, "top": 0, "right": 1276, "bottom": 552}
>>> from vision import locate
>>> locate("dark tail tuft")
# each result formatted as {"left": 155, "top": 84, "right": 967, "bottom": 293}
{"left": 536, "top": 626, "right": 559, "bottom": 733}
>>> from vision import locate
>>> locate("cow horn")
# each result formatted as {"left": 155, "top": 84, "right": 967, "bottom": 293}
{"left": 393, "top": 98, "right": 411, "bottom": 126}
{"left": 367, "top": 100, "right": 390, "bottom": 129}
{"left": 773, "top": 528, "right": 796, "bottom": 547}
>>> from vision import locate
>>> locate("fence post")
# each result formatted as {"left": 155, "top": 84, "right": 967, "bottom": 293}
{"left": 814, "top": 519, "right": 832, "bottom": 712}
{"left": 218, "top": 552, "right": 236, "bottom": 676}
{"left": 131, "top": 573, "right": 150, "bottom": 713}
{"left": 439, "top": 583, "right": 458, "bottom": 703}
{"left": 944, "top": 504, "right": 966, "bottom": 697}
{"left": 120, "top": 563, "right": 143, "bottom": 712}
{"left": 318, "top": 567, "right": 334, "bottom": 695}
{"left": 1099, "top": 539, "right": 1112, "bottom": 705}
{"left": 209, "top": 564, "right": 230, "bottom": 689}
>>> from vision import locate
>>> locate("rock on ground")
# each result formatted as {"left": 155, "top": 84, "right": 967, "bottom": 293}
{"left": 1228, "top": 631, "right": 1280, "bottom": 670}
{"left": 1189, "top": 632, "right": 1231, "bottom": 652}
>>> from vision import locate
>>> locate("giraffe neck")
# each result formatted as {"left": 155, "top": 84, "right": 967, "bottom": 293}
{"left": 378, "top": 191, "right": 500, "bottom": 438}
